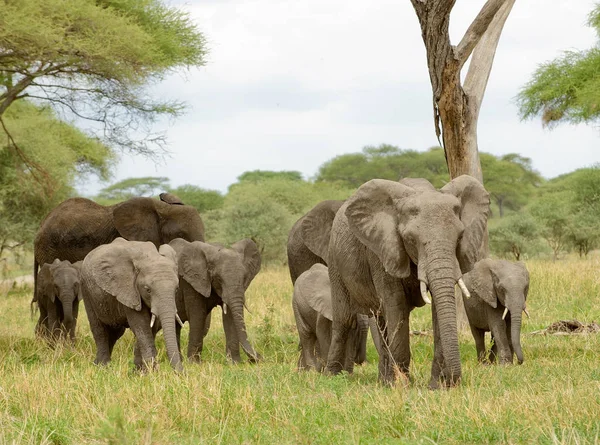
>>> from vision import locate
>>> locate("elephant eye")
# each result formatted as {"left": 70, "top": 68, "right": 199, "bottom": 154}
{"left": 143, "top": 285, "right": 151, "bottom": 294}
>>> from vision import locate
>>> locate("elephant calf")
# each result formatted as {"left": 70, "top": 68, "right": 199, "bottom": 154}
{"left": 81, "top": 238, "right": 183, "bottom": 372}
{"left": 461, "top": 258, "right": 530, "bottom": 365}
{"left": 168, "top": 238, "right": 262, "bottom": 364}
{"left": 33, "top": 259, "right": 82, "bottom": 342}
{"left": 293, "top": 264, "right": 369, "bottom": 372}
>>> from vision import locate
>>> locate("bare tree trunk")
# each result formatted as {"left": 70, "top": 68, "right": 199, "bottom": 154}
{"left": 410, "top": 0, "right": 516, "bottom": 329}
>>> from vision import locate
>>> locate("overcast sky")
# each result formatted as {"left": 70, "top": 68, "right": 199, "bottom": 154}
{"left": 80, "top": 0, "right": 600, "bottom": 195}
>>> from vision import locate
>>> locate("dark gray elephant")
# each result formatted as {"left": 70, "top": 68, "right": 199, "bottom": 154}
{"left": 34, "top": 195, "right": 205, "bottom": 309}
{"left": 287, "top": 200, "right": 344, "bottom": 284}
{"left": 462, "top": 258, "right": 530, "bottom": 365}
{"left": 33, "top": 259, "right": 82, "bottom": 341}
{"left": 81, "top": 238, "right": 183, "bottom": 372}
{"left": 293, "top": 263, "right": 369, "bottom": 372}
{"left": 326, "top": 176, "right": 490, "bottom": 389}
{"left": 168, "top": 238, "right": 262, "bottom": 363}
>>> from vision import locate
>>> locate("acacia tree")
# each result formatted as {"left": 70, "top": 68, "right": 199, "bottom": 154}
{"left": 410, "top": 0, "right": 515, "bottom": 180}
{"left": 0, "top": 0, "right": 207, "bottom": 155}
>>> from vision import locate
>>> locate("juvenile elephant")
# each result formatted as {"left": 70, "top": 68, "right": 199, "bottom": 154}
{"left": 287, "top": 200, "right": 344, "bottom": 284}
{"left": 326, "top": 176, "right": 490, "bottom": 389}
{"left": 33, "top": 259, "right": 82, "bottom": 341}
{"left": 293, "top": 264, "right": 369, "bottom": 371}
{"left": 168, "top": 238, "right": 262, "bottom": 363}
{"left": 81, "top": 238, "right": 183, "bottom": 372}
{"left": 34, "top": 194, "right": 204, "bottom": 308}
{"left": 461, "top": 258, "right": 530, "bottom": 365}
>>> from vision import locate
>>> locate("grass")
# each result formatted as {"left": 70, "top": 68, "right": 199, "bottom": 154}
{"left": 0, "top": 258, "right": 599, "bottom": 444}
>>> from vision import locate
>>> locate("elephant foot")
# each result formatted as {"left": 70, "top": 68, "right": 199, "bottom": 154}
{"left": 187, "top": 354, "right": 202, "bottom": 364}
{"left": 134, "top": 358, "right": 158, "bottom": 373}
{"left": 94, "top": 357, "right": 111, "bottom": 366}
{"left": 325, "top": 361, "right": 344, "bottom": 376}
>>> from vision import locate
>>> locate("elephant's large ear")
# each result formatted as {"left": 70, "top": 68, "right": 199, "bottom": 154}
{"left": 38, "top": 264, "right": 54, "bottom": 303}
{"left": 300, "top": 200, "right": 344, "bottom": 264}
{"left": 304, "top": 266, "right": 333, "bottom": 321}
{"left": 471, "top": 259, "right": 497, "bottom": 308}
{"left": 345, "top": 179, "right": 415, "bottom": 278}
{"left": 88, "top": 238, "right": 142, "bottom": 311}
{"left": 172, "top": 240, "right": 211, "bottom": 297}
{"left": 231, "top": 239, "right": 262, "bottom": 288}
{"left": 441, "top": 175, "right": 490, "bottom": 272}
{"left": 113, "top": 198, "right": 160, "bottom": 246}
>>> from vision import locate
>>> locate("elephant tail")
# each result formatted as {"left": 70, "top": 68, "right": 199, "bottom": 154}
{"left": 31, "top": 258, "right": 39, "bottom": 319}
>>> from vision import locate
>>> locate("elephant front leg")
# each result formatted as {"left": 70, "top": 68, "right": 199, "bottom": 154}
{"left": 184, "top": 293, "right": 208, "bottom": 363}
{"left": 47, "top": 304, "right": 60, "bottom": 342}
{"left": 127, "top": 309, "right": 158, "bottom": 371}
{"left": 316, "top": 317, "right": 332, "bottom": 372}
{"left": 470, "top": 325, "right": 488, "bottom": 363}
{"left": 489, "top": 317, "right": 512, "bottom": 365}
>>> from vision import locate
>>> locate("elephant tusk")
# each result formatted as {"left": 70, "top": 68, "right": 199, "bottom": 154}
{"left": 420, "top": 281, "right": 432, "bottom": 305}
{"left": 502, "top": 307, "right": 509, "bottom": 320}
{"left": 458, "top": 278, "right": 470, "bottom": 299}
{"left": 176, "top": 313, "right": 185, "bottom": 328}
{"left": 150, "top": 313, "right": 156, "bottom": 328}
{"left": 223, "top": 303, "right": 227, "bottom": 315}
{"left": 524, "top": 308, "right": 530, "bottom": 319}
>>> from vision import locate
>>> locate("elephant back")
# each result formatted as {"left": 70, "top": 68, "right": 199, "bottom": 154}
{"left": 35, "top": 198, "right": 118, "bottom": 265}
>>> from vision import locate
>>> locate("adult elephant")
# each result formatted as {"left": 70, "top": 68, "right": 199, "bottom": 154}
{"left": 34, "top": 195, "right": 205, "bottom": 303}
{"left": 326, "top": 176, "right": 490, "bottom": 389}
{"left": 287, "top": 200, "right": 344, "bottom": 284}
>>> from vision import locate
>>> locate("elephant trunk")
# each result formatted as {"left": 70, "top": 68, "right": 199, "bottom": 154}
{"left": 158, "top": 300, "right": 183, "bottom": 372}
{"left": 224, "top": 287, "right": 261, "bottom": 363}
{"left": 510, "top": 311, "right": 524, "bottom": 364}
{"left": 61, "top": 299, "right": 74, "bottom": 330}
{"left": 425, "top": 243, "right": 462, "bottom": 386}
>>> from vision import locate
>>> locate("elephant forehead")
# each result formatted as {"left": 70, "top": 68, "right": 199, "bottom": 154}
{"left": 401, "top": 192, "right": 460, "bottom": 216}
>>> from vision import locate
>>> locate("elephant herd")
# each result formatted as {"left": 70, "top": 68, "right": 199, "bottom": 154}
{"left": 29, "top": 175, "right": 530, "bottom": 389}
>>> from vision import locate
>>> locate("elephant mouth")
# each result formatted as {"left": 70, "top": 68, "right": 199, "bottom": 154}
{"left": 419, "top": 278, "right": 470, "bottom": 305}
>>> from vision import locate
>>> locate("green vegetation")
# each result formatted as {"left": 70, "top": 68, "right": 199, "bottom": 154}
{"left": 518, "top": 3, "right": 600, "bottom": 127}
{"left": 0, "top": 259, "right": 598, "bottom": 443}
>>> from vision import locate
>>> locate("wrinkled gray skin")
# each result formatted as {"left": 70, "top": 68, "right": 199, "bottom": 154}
{"left": 293, "top": 264, "right": 369, "bottom": 372}
{"left": 287, "top": 200, "right": 344, "bottom": 284}
{"left": 33, "top": 259, "right": 82, "bottom": 342}
{"left": 326, "top": 176, "right": 490, "bottom": 389}
{"left": 81, "top": 238, "right": 182, "bottom": 372}
{"left": 287, "top": 199, "right": 376, "bottom": 364}
{"left": 462, "top": 258, "right": 530, "bottom": 365}
{"left": 34, "top": 195, "right": 205, "bottom": 316}
{"left": 168, "top": 238, "right": 262, "bottom": 363}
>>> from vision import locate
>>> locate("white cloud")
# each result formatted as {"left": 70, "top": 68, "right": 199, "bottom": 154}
{"left": 80, "top": 0, "right": 600, "bottom": 195}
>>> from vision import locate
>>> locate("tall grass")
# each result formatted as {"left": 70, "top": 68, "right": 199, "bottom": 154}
{"left": 0, "top": 258, "right": 598, "bottom": 444}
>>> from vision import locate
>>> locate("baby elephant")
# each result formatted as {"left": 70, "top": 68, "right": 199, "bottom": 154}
{"left": 293, "top": 264, "right": 369, "bottom": 372}
{"left": 33, "top": 259, "right": 82, "bottom": 341}
{"left": 81, "top": 238, "right": 183, "bottom": 372}
{"left": 462, "top": 258, "right": 530, "bottom": 365}
{"left": 168, "top": 238, "right": 262, "bottom": 364}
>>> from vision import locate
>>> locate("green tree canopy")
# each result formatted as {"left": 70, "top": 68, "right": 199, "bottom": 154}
{"left": 517, "top": 4, "right": 600, "bottom": 127}
{"left": 481, "top": 153, "right": 543, "bottom": 217}
{"left": 315, "top": 145, "right": 449, "bottom": 188}
{"left": 235, "top": 170, "right": 304, "bottom": 185}
{"left": 0, "top": 101, "right": 114, "bottom": 257}
{"left": 0, "top": 0, "right": 207, "bottom": 154}
{"left": 95, "top": 177, "right": 170, "bottom": 203}
{"left": 168, "top": 184, "right": 224, "bottom": 213}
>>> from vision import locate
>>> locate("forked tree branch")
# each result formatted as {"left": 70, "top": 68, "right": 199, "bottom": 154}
{"left": 455, "top": 0, "right": 510, "bottom": 67}
{"left": 463, "top": 0, "right": 516, "bottom": 110}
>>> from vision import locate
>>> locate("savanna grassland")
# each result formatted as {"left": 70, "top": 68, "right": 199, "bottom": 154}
{"left": 0, "top": 259, "right": 599, "bottom": 444}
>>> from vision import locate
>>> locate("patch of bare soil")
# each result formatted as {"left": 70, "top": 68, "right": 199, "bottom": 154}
{"left": 531, "top": 319, "right": 600, "bottom": 335}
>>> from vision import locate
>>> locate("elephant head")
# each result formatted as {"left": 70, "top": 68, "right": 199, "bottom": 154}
{"left": 465, "top": 258, "right": 529, "bottom": 364}
{"left": 38, "top": 259, "right": 82, "bottom": 334}
{"left": 112, "top": 197, "right": 205, "bottom": 246}
{"left": 86, "top": 238, "right": 182, "bottom": 371}
{"left": 169, "top": 238, "right": 262, "bottom": 362}
{"left": 345, "top": 175, "right": 489, "bottom": 386}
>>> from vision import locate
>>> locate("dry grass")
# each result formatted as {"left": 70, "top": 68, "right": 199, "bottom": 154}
{"left": 0, "top": 258, "right": 599, "bottom": 444}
